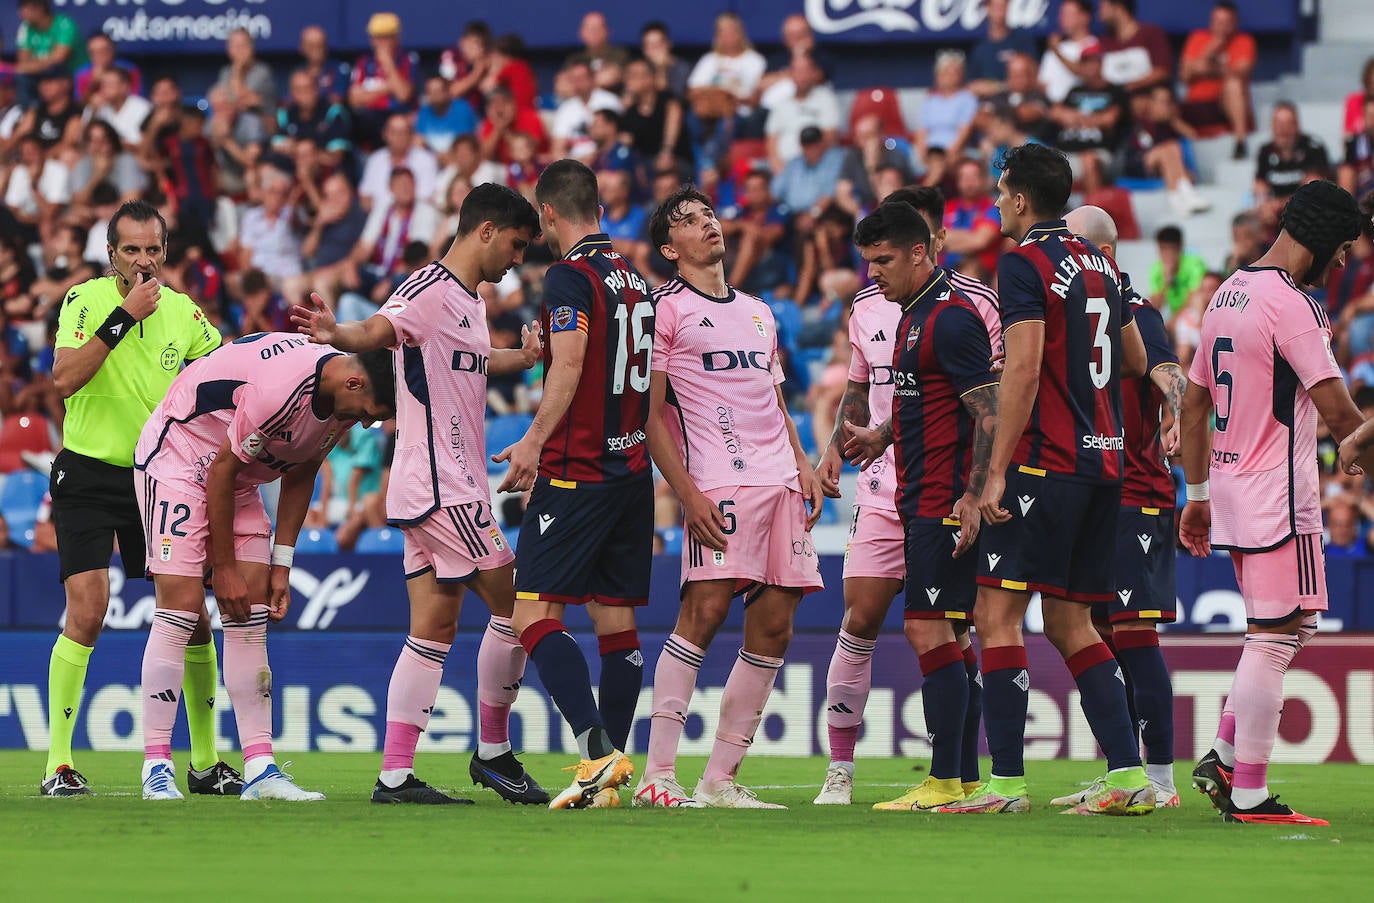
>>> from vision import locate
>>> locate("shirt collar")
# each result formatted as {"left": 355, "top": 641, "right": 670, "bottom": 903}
{"left": 565, "top": 233, "right": 613, "bottom": 259}
{"left": 901, "top": 267, "right": 950, "bottom": 313}
{"left": 1020, "top": 219, "right": 1071, "bottom": 246}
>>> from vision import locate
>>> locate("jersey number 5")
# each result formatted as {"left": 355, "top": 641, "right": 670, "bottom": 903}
{"left": 1086, "top": 295, "right": 1112, "bottom": 389}
{"left": 613, "top": 301, "right": 652, "bottom": 396}
{"left": 1211, "top": 336, "right": 1234, "bottom": 432}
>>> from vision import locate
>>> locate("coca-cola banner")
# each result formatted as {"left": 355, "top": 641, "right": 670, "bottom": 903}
{"left": 1, "top": 632, "right": 1369, "bottom": 762}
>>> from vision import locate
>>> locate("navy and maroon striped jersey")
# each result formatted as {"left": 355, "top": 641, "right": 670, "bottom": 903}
{"left": 998, "top": 220, "right": 1134, "bottom": 483}
{"left": 891, "top": 269, "right": 997, "bottom": 522}
{"left": 1119, "top": 274, "right": 1178, "bottom": 509}
{"left": 538, "top": 234, "right": 654, "bottom": 483}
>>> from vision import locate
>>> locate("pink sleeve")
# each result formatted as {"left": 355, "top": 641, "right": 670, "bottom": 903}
{"left": 1187, "top": 339, "right": 1213, "bottom": 389}
{"left": 228, "top": 386, "right": 269, "bottom": 464}
{"left": 377, "top": 293, "right": 431, "bottom": 349}
{"left": 847, "top": 316, "right": 869, "bottom": 383}
{"left": 1277, "top": 326, "right": 1342, "bottom": 390}
{"left": 649, "top": 297, "right": 677, "bottom": 373}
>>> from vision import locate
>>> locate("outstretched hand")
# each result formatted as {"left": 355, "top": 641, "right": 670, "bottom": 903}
{"left": 290, "top": 292, "right": 338, "bottom": 345}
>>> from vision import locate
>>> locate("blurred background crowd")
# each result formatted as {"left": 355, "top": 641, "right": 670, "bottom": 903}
{"left": 1, "top": 0, "right": 1373, "bottom": 557}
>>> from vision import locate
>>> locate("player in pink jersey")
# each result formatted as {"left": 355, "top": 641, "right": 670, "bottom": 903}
{"left": 134, "top": 336, "right": 396, "bottom": 801}
{"left": 292, "top": 183, "right": 548, "bottom": 804}
{"left": 635, "top": 186, "right": 824, "bottom": 810}
{"left": 1180, "top": 181, "right": 1367, "bottom": 826}
{"left": 814, "top": 185, "right": 999, "bottom": 805}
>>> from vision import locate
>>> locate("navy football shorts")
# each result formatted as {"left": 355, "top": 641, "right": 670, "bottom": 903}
{"left": 1093, "top": 506, "right": 1178, "bottom": 625}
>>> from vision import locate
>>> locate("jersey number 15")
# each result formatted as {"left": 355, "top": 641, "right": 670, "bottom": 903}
{"left": 613, "top": 301, "right": 653, "bottom": 396}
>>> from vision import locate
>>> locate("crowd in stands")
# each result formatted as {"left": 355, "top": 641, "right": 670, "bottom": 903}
{"left": 2, "top": 0, "right": 1374, "bottom": 554}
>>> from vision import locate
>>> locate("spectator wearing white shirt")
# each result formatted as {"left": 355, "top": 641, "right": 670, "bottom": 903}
{"left": 90, "top": 66, "right": 151, "bottom": 149}
{"left": 237, "top": 167, "right": 303, "bottom": 284}
{"left": 1039, "top": 0, "right": 1095, "bottom": 103}
{"left": 686, "top": 12, "right": 767, "bottom": 167}
{"left": 551, "top": 60, "right": 623, "bottom": 160}
{"left": 358, "top": 112, "right": 438, "bottom": 211}
{"left": 764, "top": 50, "right": 840, "bottom": 173}
{"left": 5, "top": 133, "right": 69, "bottom": 245}
{"left": 433, "top": 134, "right": 507, "bottom": 209}
{"left": 344, "top": 167, "right": 439, "bottom": 319}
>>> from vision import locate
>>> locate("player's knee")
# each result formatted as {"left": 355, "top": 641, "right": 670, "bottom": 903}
{"left": 840, "top": 606, "right": 885, "bottom": 640}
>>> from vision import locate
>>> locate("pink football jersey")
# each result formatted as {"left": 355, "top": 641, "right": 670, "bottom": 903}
{"left": 847, "top": 285, "right": 900, "bottom": 511}
{"left": 377, "top": 263, "right": 494, "bottom": 522}
{"left": 1188, "top": 267, "right": 1341, "bottom": 550}
{"left": 650, "top": 278, "right": 800, "bottom": 492}
{"left": 135, "top": 333, "right": 348, "bottom": 487}
{"left": 947, "top": 267, "right": 1002, "bottom": 354}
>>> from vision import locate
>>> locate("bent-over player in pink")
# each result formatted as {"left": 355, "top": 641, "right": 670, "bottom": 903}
{"left": 134, "top": 334, "right": 396, "bottom": 801}
{"left": 1180, "top": 180, "right": 1367, "bottom": 826}
{"left": 291, "top": 183, "right": 546, "bottom": 804}
{"left": 636, "top": 187, "right": 824, "bottom": 810}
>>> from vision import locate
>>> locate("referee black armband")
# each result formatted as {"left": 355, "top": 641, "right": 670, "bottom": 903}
{"left": 98, "top": 307, "right": 138, "bottom": 349}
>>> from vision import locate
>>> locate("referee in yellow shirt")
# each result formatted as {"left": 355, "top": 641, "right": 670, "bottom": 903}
{"left": 41, "top": 201, "right": 234, "bottom": 796}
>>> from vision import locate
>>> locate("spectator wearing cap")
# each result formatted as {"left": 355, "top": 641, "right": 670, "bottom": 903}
{"left": 913, "top": 51, "right": 978, "bottom": 166}
{"left": 568, "top": 11, "right": 631, "bottom": 92}
{"left": 1040, "top": 0, "right": 1095, "bottom": 103}
{"left": 1339, "top": 94, "right": 1374, "bottom": 201}
{"left": 358, "top": 113, "right": 438, "bottom": 212}
{"left": 90, "top": 66, "right": 152, "bottom": 150}
{"left": 298, "top": 25, "right": 352, "bottom": 107}
{"left": 349, "top": 12, "right": 420, "bottom": 147}
{"left": 1048, "top": 40, "right": 1125, "bottom": 195}
{"left": 1254, "top": 102, "right": 1330, "bottom": 227}
{"left": 968, "top": 0, "right": 1038, "bottom": 97}
{"left": 75, "top": 34, "right": 142, "bottom": 103}
{"left": 1179, "top": 1, "right": 1256, "bottom": 159}
{"left": 764, "top": 50, "right": 840, "bottom": 174}
{"left": 640, "top": 21, "right": 692, "bottom": 99}
{"left": 771, "top": 125, "right": 845, "bottom": 221}
{"left": 551, "top": 59, "right": 623, "bottom": 161}
{"left": 478, "top": 85, "right": 549, "bottom": 163}
{"left": 439, "top": 21, "right": 495, "bottom": 116}
{"left": 13, "top": 0, "right": 85, "bottom": 105}
{"left": 835, "top": 114, "right": 916, "bottom": 216}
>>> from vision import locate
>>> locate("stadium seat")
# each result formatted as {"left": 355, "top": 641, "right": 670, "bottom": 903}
{"left": 791, "top": 411, "right": 817, "bottom": 456}
{"left": 659, "top": 526, "right": 683, "bottom": 556}
{"left": 769, "top": 298, "right": 804, "bottom": 357}
{"left": 0, "top": 469, "right": 47, "bottom": 526}
{"left": 486, "top": 414, "right": 534, "bottom": 473}
{"left": 295, "top": 528, "right": 338, "bottom": 555}
{"left": 848, "top": 87, "right": 908, "bottom": 139}
{"left": 505, "top": 526, "right": 519, "bottom": 550}
{"left": 355, "top": 526, "right": 405, "bottom": 554}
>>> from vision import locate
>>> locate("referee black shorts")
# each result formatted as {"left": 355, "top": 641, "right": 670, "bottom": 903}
{"left": 50, "top": 448, "right": 147, "bottom": 582}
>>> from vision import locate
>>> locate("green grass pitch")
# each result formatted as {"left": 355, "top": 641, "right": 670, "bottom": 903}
{"left": 0, "top": 752, "right": 1367, "bottom": 901}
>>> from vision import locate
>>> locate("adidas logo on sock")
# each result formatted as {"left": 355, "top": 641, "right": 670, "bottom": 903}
{"left": 421, "top": 706, "right": 434, "bottom": 715}
{"left": 150, "top": 689, "right": 178, "bottom": 702}
{"left": 828, "top": 702, "right": 855, "bottom": 714}
{"left": 699, "top": 317, "right": 715, "bottom": 327}
{"left": 502, "top": 681, "right": 521, "bottom": 692}
{"left": 457, "top": 315, "right": 472, "bottom": 328}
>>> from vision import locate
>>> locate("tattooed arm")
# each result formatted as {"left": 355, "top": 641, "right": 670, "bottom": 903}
{"left": 951, "top": 382, "right": 1000, "bottom": 557}
{"left": 818, "top": 379, "right": 871, "bottom": 497}
{"left": 1150, "top": 362, "right": 1186, "bottom": 456}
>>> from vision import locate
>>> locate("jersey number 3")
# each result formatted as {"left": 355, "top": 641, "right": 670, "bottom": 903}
{"left": 613, "top": 301, "right": 652, "bottom": 396}
{"left": 1086, "top": 295, "right": 1112, "bottom": 390}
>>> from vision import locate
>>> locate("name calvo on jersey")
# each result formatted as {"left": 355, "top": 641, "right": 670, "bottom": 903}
{"left": 702, "top": 350, "right": 771, "bottom": 371}
{"left": 603, "top": 268, "right": 649, "bottom": 294}
{"left": 1048, "top": 251, "right": 1120, "bottom": 299}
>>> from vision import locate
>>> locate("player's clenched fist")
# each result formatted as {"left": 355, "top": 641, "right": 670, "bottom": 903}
{"left": 122, "top": 273, "right": 162, "bottom": 321}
